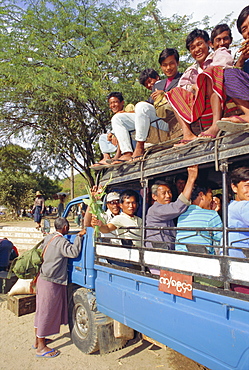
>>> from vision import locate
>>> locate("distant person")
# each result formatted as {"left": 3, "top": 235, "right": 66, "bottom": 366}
{"left": 57, "top": 194, "right": 66, "bottom": 217}
{"left": 32, "top": 191, "right": 45, "bottom": 230}
{"left": 172, "top": 172, "right": 188, "bottom": 201}
{"left": 34, "top": 217, "right": 83, "bottom": 358}
{"left": 0, "top": 238, "right": 14, "bottom": 271}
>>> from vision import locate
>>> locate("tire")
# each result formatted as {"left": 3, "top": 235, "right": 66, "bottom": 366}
{"left": 68, "top": 288, "right": 99, "bottom": 354}
{"left": 68, "top": 287, "right": 129, "bottom": 354}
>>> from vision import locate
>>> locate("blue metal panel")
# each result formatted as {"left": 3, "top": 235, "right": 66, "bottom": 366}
{"left": 63, "top": 195, "right": 89, "bottom": 218}
{"left": 95, "top": 265, "right": 249, "bottom": 370}
{"left": 68, "top": 228, "right": 96, "bottom": 289}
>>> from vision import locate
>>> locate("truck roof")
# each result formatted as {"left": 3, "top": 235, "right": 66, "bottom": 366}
{"left": 99, "top": 131, "right": 249, "bottom": 186}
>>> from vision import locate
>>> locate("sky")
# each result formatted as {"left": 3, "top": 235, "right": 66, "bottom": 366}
{"left": 133, "top": 0, "right": 248, "bottom": 43}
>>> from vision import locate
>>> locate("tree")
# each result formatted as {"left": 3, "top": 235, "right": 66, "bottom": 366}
{"left": 0, "top": 0, "right": 234, "bottom": 185}
{"left": 0, "top": 144, "right": 62, "bottom": 214}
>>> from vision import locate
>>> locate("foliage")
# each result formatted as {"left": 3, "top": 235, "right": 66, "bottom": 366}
{"left": 0, "top": 0, "right": 236, "bottom": 186}
{"left": 83, "top": 174, "right": 112, "bottom": 235}
{"left": 0, "top": 0, "right": 199, "bottom": 186}
{"left": 0, "top": 143, "right": 62, "bottom": 214}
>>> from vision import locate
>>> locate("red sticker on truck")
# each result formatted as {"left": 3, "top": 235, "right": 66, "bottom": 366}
{"left": 159, "top": 270, "right": 193, "bottom": 300}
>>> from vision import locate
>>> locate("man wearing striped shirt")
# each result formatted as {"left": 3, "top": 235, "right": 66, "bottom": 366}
{"left": 175, "top": 183, "right": 222, "bottom": 254}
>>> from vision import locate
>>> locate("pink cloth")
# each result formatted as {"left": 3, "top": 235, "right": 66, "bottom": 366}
{"left": 34, "top": 275, "right": 68, "bottom": 337}
{"left": 165, "top": 77, "right": 174, "bottom": 89}
{"left": 178, "top": 47, "right": 233, "bottom": 92}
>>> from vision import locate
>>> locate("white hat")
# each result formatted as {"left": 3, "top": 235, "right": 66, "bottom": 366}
{"left": 106, "top": 192, "right": 120, "bottom": 202}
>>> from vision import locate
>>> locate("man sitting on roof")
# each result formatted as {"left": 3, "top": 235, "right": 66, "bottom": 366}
{"left": 111, "top": 48, "right": 182, "bottom": 163}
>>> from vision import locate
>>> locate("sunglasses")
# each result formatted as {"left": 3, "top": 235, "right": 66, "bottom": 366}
{"left": 107, "top": 200, "right": 119, "bottom": 205}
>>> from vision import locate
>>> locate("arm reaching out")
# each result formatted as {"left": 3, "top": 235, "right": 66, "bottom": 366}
{"left": 91, "top": 215, "right": 117, "bottom": 234}
{"left": 182, "top": 165, "right": 198, "bottom": 201}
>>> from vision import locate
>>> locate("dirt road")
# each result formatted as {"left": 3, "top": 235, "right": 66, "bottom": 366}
{"left": 0, "top": 295, "right": 206, "bottom": 370}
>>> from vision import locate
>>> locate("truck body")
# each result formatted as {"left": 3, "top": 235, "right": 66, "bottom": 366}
{"left": 65, "top": 131, "right": 249, "bottom": 370}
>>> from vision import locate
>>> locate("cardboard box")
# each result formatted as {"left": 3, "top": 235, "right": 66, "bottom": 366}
{"left": 7, "top": 294, "right": 36, "bottom": 316}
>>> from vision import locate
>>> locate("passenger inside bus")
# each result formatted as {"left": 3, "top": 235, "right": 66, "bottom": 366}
{"left": 91, "top": 189, "right": 142, "bottom": 247}
{"left": 145, "top": 165, "right": 198, "bottom": 249}
{"left": 175, "top": 183, "right": 222, "bottom": 254}
{"left": 166, "top": 28, "right": 233, "bottom": 146}
{"left": 228, "top": 166, "right": 249, "bottom": 293}
{"left": 84, "top": 188, "right": 121, "bottom": 243}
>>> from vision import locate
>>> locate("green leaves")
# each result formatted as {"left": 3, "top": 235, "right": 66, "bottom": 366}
{"left": 83, "top": 174, "right": 112, "bottom": 235}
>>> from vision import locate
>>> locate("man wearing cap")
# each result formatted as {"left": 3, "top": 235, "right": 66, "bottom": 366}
{"left": 32, "top": 191, "right": 45, "bottom": 230}
{"left": 84, "top": 189, "right": 121, "bottom": 243}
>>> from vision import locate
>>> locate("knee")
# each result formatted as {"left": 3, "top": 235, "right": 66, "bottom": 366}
{"left": 135, "top": 101, "right": 149, "bottom": 113}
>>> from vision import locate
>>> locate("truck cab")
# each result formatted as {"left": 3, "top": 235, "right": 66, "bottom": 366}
{"left": 64, "top": 130, "right": 249, "bottom": 370}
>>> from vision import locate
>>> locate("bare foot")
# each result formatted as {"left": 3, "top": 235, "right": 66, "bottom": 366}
{"left": 198, "top": 125, "right": 219, "bottom": 139}
{"left": 111, "top": 153, "right": 133, "bottom": 164}
{"left": 221, "top": 115, "right": 249, "bottom": 123}
{"left": 36, "top": 345, "right": 59, "bottom": 358}
{"left": 173, "top": 134, "right": 198, "bottom": 147}
{"left": 91, "top": 159, "right": 109, "bottom": 166}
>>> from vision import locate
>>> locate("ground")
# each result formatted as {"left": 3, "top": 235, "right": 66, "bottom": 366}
{"left": 0, "top": 217, "right": 208, "bottom": 370}
{"left": 0, "top": 295, "right": 207, "bottom": 370}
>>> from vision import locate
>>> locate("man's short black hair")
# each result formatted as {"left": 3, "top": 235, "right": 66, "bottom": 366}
{"left": 186, "top": 29, "right": 210, "bottom": 50}
{"left": 107, "top": 92, "right": 124, "bottom": 102}
{"left": 191, "top": 184, "right": 211, "bottom": 202}
{"left": 230, "top": 167, "right": 249, "bottom": 186}
{"left": 158, "top": 48, "right": 179, "bottom": 65}
{"left": 191, "top": 180, "right": 218, "bottom": 202}
{"left": 120, "top": 189, "right": 140, "bottom": 204}
{"left": 139, "top": 69, "right": 160, "bottom": 86}
{"left": 237, "top": 6, "right": 249, "bottom": 34}
{"left": 211, "top": 24, "right": 232, "bottom": 44}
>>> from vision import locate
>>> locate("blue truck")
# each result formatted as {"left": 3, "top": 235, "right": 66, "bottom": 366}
{"left": 64, "top": 130, "right": 249, "bottom": 370}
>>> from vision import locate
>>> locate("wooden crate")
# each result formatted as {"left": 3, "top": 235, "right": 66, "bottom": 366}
{"left": 7, "top": 294, "right": 36, "bottom": 316}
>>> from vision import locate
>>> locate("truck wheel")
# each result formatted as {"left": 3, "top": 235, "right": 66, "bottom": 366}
{"left": 68, "top": 288, "right": 99, "bottom": 354}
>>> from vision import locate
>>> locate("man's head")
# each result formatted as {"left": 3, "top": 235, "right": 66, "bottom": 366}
{"left": 151, "top": 181, "right": 172, "bottom": 204}
{"left": 119, "top": 189, "right": 139, "bottom": 217}
{"left": 139, "top": 69, "right": 160, "bottom": 90}
{"left": 107, "top": 92, "right": 124, "bottom": 114}
{"left": 186, "top": 29, "right": 210, "bottom": 65}
{"left": 211, "top": 24, "right": 233, "bottom": 50}
{"left": 191, "top": 184, "right": 213, "bottom": 210}
{"left": 54, "top": 217, "right": 69, "bottom": 234}
{"left": 106, "top": 192, "right": 120, "bottom": 216}
{"left": 158, "top": 48, "right": 179, "bottom": 78}
{"left": 175, "top": 173, "right": 187, "bottom": 195}
{"left": 237, "top": 6, "right": 249, "bottom": 39}
{"left": 230, "top": 167, "right": 249, "bottom": 201}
